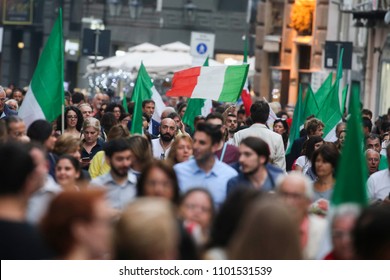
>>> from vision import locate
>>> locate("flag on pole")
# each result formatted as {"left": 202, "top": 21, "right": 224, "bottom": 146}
{"left": 131, "top": 63, "right": 165, "bottom": 134}
{"left": 19, "top": 9, "right": 64, "bottom": 128}
{"left": 122, "top": 95, "right": 129, "bottom": 113}
{"left": 314, "top": 73, "right": 333, "bottom": 107}
{"left": 241, "top": 35, "right": 252, "bottom": 117}
{"left": 302, "top": 86, "right": 319, "bottom": 120}
{"left": 316, "top": 49, "right": 344, "bottom": 141}
{"left": 166, "top": 65, "right": 249, "bottom": 102}
{"left": 341, "top": 84, "right": 349, "bottom": 115}
{"left": 182, "top": 58, "right": 212, "bottom": 133}
{"left": 286, "top": 84, "right": 304, "bottom": 154}
{"left": 332, "top": 83, "right": 368, "bottom": 207}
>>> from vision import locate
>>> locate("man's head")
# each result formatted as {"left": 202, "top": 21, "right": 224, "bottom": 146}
{"left": 365, "top": 149, "right": 380, "bottom": 175}
{"left": 366, "top": 134, "right": 381, "bottom": 154}
{"left": 336, "top": 122, "right": 347, "bottom": 139}
{"left": 250, "top": 101, "right": 270, "bottom": 124}
{"left": 159, "top": 118, "right": 177, "bottom": 143}
{"left": 167, "top": 112, "right": 182, "bottom": 131}
{"left": 104, "top": 138, "right": 132, "bottom": 178}
{"left": 27, "top": 119, "right": 56, "bottom": 151}
{"left": 362, "top": 109, "right": 373, "bottom": 120}
{"left": 305, "top": 118, "right": 325, "bottom": 137}
{"left": 5, "top": 116, "right": 27, "bottom": 142}
{"left": 142, "top": 100, "right": 155, "bottom": 119}
{"left": 362, "top": 117, "right": 372, "bottom": 136}
{"left": 276, "top": 172, "right": 313, "bottom": 222}
{"left": 193, "top": 122, "right": 222, "bottom": 164}
{"left": 0, "top": 142, "right": 36, "bottom": 197}
{"left": 11, "top": 88, "right": 24, "bottom": 106}
{"left": 160, "top": 107, "right": 175, "bottom": 120}
{"left": 225, "top": 113, "right": 238, "bottom": 134}
{"left": 78, "top": 103, "right": 93, "bottom": 119}
{"left": 0, "top": 86, "right": 6, "bottom": 112}
{"left": 206, "top": 112, "right": 225, "bottom": 137}
{"left": 239, "top": 137, "right": 270, "bottom": 176}
{"left": 92, "top": 93, "right": 105, "bottom": 111}
{"left": 71, "top": 92, "right": 85, "bottom": 105}
{"left": 237, "top": 109, "right": 247, "bottom": 125}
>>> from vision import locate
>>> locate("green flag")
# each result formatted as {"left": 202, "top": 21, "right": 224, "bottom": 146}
{"left": 122, "top": 95, "right": 129, "bottom": 114}
{"left": 303, "top": 86, "right": 319, "bottom": 120}
{"left": 316, "top": 49, "right": 344, "bottom": 141}
{"left": 286, "top": 84, "right": 304, "bottom": 154}
{"left": 19, "top": 9, "right": 64, "bottom": 127}
{"left": 332, "top": 83, "right": 368, "bottom": 206}
{"left": 341, "top": 84, "right": 349, "bottom": 115}
{"left": 131, "top": 63, "right": 154, "bottom": 134}
{"left": 314, "top": 73, "right": 333, "bottom": 107}
{"left": 182, "top": 58, "right": 211, "bottom": 133}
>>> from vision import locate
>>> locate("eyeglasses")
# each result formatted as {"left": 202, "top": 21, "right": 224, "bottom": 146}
{"left": 67, "top": 115, "right": 78, "bottom": 119}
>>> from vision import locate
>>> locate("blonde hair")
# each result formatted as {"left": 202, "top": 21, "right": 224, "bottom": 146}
{"left": 82, "top": 117, "right": 101, "bottom": 132}
{"left": 53, "top": 134, "right": 81, "bottom": 156}
{"left": 167, "top": 134, "right": 193, "bottom": 164}
{"left": 114, "top": 198, "right": 178, "bottom": 260}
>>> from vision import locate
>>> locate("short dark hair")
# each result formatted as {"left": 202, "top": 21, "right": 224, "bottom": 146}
{"left": 250, "top": 101, "right": 269, "bottom": 123}
{"left": 361, "top": 109, "right": 373, "bottom": 119}
{"left": 103, "top": 138, "right": 130, "bottom": 158}
{"left": 71, "top": 92, "right": 85, "bottom": 104}
{"left": 27, "top": 119, "right": 53, "bottom": 144}
{"left": 206, "top": 112, "right": 224, "bottom": 124}
{"left": 0, "top": 142, "right": 35, "bottom": 195}
{"left": 366, "top": 133, "right": 380, "bottom": 142}
{"left": 106, "top": 103, "right": 125, "bottom": 115}
{"left": 362, "top": 117, "right": 372, "bottom": 132}
{"left": 195, "top": 122, "right": 222, "bottom": 145}
{"left": 240, "top": 136, "right": 270, "bottom": 164}
{"left": 167, "top": 112, "right": 180, "bottom": 120}
{"left": 142, "top": 99, "right": 155, "bottom": 108}
{"left": 311, "top": 143, "right": 340, "bottom": 177}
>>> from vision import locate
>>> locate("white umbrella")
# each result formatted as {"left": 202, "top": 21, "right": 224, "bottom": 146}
{"left": 140, "top": 50, "right": 193, "bottom": 75}
{"left": 160, "top": 41, "right": 190, "bottom": 53}
{"left": 128, "top": 42, "right": 161, "bottom": 52}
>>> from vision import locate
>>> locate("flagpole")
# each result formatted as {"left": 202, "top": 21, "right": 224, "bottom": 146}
{"left": 59, "top": 8, "right": 65, "bottom": 134}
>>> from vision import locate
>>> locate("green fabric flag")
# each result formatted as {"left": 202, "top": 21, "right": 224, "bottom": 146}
{"left": 286, "top": 84, "right": 304, "bottom": 154}
{"left": 182, "top": 58, "right": 210, "bottom": 133}
{"left": 314, "top": 73, "right": 333, "bottom": 107}
{"left": 303, "top": 86, "right": 319, "bottom": 120}
{"left": 332, "top": 83, "right": 368, "bottom": 206}
{"left": 341, "top": 84, "right": 349, "bottom": 115}
{"left": 122, "top": 94, "right": 129, "bottom": 113}
{"left": 316, "top": 49, "right": 344, "bottom": 141}
{"left": 18, "top": 9, "right": 64, "bottom": 127}
{"left": 130, "top": 63, "right": 154, "bottom": 134}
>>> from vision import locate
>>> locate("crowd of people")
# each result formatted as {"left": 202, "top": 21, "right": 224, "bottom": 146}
{"left": 0, "top": 85, "right": 390, "bottom": 260}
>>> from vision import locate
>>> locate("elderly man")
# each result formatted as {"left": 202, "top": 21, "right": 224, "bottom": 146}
{"left": 5, "top": 116, "right": 28, "bottom": 142}
{"left": 366, "top": 149, "right": 380, "bottom": 176}
{"left": 367, "top": 144, "right": 390, "bottom": 202}
{"left": 151, "top": 118, "right": 177, "bottom": 159}
{"left": 277, "top": 172, "right": 328, "bottom": 259}
{"left": 366, "top": 133, "right": 388, "bottom": 170}
{"left": 234, "top": 100, "right": 286, "bottom": 170}
{"left": 91, "top": 93, "right": 105, "bottom": 117}
{"left": 0, "top": 86, "right": 17, "bottom": 119}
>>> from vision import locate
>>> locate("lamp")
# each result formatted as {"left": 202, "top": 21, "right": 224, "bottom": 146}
{"left": 184, "top": 0, "right": 197, "bottom": 23}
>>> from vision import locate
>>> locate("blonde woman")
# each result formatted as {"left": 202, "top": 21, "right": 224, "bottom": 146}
{"left": 81, "top": 117, "right": 104, "bottom": 170}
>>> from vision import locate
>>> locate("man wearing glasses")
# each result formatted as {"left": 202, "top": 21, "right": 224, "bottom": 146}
{"left": 0, "top": 86, "right": 17, "bottom": 119}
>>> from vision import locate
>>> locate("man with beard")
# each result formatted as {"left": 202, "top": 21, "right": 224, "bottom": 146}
{"left": 225, "top": 113, "right": 238, "bottom": 144}
{"left": 174, "top": 122, "right": 238, "bottom": 208}
{"left": 227, "top": 136, "right": 284, "bottom": 194}
{"left": 91, "top": 138, "right": 136, "bottom": 210}
{"left": 151, "top": 118, "right": 176, "bottom": 160}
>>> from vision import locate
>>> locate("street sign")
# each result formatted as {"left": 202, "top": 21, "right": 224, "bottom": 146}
{"left": 82, "top": 29, "right": 111, "bottom": 57}
{"left": 190, "top": 32, "right": 215, "bottom": 58}
{"left": 324, "top": 41, "right": 353, "bottom": 69}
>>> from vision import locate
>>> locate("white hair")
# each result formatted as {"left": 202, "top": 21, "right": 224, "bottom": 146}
{"left": 276, "top": 171, "right": 314, "bottom": 201}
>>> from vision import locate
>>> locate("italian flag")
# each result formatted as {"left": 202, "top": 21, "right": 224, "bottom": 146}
{"left": 131, "top": 63, "right": 165, "bottom": 134}
{"left": 19, "top": 10, "right": 64, "bottom": 128}
{"left": 166, "top": 64, "right": 249, "bottom": 102}
{"left": 240, "top": 35, "right": 252, "bottom": 116}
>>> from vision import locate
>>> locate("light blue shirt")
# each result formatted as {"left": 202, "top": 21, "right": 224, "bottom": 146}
{"left": 90, "top": 171, "right": 137, "bottom": 210}
{"left": 174, "top": 158, "right": 238, "bottom": 208}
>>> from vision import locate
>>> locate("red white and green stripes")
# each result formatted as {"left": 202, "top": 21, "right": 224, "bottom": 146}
{"left": 167, "top": 65, "right": 249, "bottom": 102}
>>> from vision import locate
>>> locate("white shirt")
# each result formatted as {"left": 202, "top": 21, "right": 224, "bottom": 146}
{"left": 151, "top": 138, "right": 172, "bottom": 160}
{"left": 295, "top": 155, "right": 312, "bottom": 175}
{"left": 367, "top": 169, "right": 390, "bottom": 201}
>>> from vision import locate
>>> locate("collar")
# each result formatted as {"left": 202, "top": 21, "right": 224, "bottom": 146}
{"left": 103, "top": 171, "right": 137, "bottom": 186}
{"left": 251, "top": 123, "right": 268, "bottom": 129}
{"left": 192, "top": 158, "right": 219, "bottom": 177}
